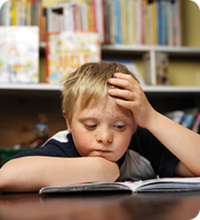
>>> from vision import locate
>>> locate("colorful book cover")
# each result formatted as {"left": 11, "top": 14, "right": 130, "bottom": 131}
{"left": 0, "top": 26, "right": 39, "bottom": 83}
{"left": 46, "top": 31, "right": 101, "bottom": 85}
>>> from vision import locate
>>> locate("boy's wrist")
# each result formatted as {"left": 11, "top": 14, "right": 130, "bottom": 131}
{"left": 94, "top": 157, "right": 120, "bottom": 182}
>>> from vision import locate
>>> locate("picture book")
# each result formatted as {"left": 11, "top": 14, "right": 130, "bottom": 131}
{"left": 0, "top": 26, "right": 39, "bottom": 83}
{"left": 39, "top": 177, "right": 200, "bottom": 194}
{"left": 46, "top": 31, "right": 100, "bottom": 84}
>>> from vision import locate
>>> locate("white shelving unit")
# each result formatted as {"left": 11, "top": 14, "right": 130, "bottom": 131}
{"left": 101, "top": 44, "right": 200, "bottom": 86}
{"left": 6, "top": 43, "right": 200, "bottom": 93}
{"left": 1, "top": 83, "right": 200, "bottom": 94}
{"left": 101, "top": 44, "right": 200, "bottom": 55}
{"left": 1, "top": 44, "right": 200, "bottom": 149}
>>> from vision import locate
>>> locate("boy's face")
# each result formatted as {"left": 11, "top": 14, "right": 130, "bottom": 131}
{"left": 64, "top": 95, "right": 135, "bottom": 162}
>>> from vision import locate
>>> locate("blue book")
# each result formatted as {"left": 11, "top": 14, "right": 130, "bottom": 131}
{"left": 115, "top": 0, "right": 121, "bottom": 44}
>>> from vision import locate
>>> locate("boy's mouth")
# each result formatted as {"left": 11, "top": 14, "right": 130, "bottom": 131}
{"left": 94, "top": 150, "right": 112, "bottom": 155}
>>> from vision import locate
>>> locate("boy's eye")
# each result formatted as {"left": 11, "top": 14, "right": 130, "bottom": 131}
{"left": 114, "top": 125, "right": 125, "bottom": 130}
{"left": 85, "top": 124, "right": 97, "bottom": 129}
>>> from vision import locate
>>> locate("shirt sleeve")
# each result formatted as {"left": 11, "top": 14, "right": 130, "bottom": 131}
{"left": 11, "top": 139, "right": 74, "bottom": 160}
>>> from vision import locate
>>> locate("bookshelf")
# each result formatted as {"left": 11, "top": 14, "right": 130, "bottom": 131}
{"left": 0, "top": 0, "right": 200, "bottom": 149}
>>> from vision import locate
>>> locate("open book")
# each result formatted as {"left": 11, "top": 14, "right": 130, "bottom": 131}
{"left": 39, "top": 177, "right": 200, "bottom": 194}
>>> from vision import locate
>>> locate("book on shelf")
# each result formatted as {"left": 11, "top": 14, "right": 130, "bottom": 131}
{"left": 143, "top": 51, "right": 169, "bottom": 86}
{"left": 0, "top": 0, "right": 46, "bottom": 42}
{"left": 0, "top": 26, "right": 39, "bottom": 83}
{"left": 46, "top": 1, "right": 98, "bottom": 34}
{"left": 39, "top": 177, "right": 200, "bottom": 194}
{"left": 45, "top": 0, "right": 181, "bottom": 46}
{"left": 165, "top": 110, "right": 185, "bottom": 124}
{"left": 165, "top": 109, "right": 200, "bottom": 133}
{"left": 103, "top": 59, "right": 145, "bottom": 86}
{"left": 46, "top": 31, "right": 100, "bottom": 85}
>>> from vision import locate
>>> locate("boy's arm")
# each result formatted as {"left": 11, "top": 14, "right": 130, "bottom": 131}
{"left": 108, "top": 73, "right": 200, "bottom": 177}
{"left": 0, "top": 156, "right": 119, "bottom": 192}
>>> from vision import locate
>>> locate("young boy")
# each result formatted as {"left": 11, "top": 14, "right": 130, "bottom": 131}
{"left": 0, "top": 60, "right": 200, "bottom": 192}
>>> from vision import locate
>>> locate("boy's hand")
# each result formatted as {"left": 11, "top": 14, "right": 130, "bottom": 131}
{"left": 108, "top": 73, "right": 156, "bottom": 128}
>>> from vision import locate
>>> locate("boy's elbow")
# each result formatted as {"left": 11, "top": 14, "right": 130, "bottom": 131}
{"left": 0, "top": 161, "right": 29, "bottom": 192}
{"left": 0, "top": 167, "right": 14, "bottom": 192}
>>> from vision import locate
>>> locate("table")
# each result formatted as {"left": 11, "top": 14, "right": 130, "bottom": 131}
{"left": 0, "top": 191, "right": 200, "bottom": 220}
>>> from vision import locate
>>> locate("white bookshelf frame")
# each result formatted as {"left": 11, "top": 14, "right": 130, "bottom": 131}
{"left": 0, "top": 83, "right": 200, "bottom": 94}
{"left": 2, "top": 43, "right": 200, "bottom": 93}
{"left": 101, "top": 44, "right": 200, "bottom": 55}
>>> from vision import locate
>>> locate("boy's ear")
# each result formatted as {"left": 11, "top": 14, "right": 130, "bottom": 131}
{"left": 62, "top": 111, "right": 71, "bottom": 133}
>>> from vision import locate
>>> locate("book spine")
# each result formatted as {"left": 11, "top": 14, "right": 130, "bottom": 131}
{"left": 10, "top": 0, "right": 17, "bottom": 25}
{"left": 92, "top": 0, "right": 98, "bottom": 31}
{"left": 148, "top": 3, "right": 152, "bottom": 45}
{"left": 152, "top": 1, "right": 157, "bottom": 45}
{"left": 81, "top": 2, "right": 88, "bottom": 31}
{"left": 108, "top": 0, "right": 115, "bottom": 44}
{"left": 105, "top": 0, "right": 110, "bottom": 43}
{"left": 173, "top": 0, "right": 181, "bottom": 46}
{"left": 119, "top": 0, "right": 124, "bottom": 44}
{"left": 102, "top": 0, "right": 107, "bottom": 43}
{"left": 167, "top": 0, "right": 173, "bottom": 46}
{"left": 144, "top": 0, "right": 149, "bottom": 45}
{"left": 96, "top": 0, "right": 103, "bottom": 42}
{"left": 129, "top": 0, "right": 135, "bottom": 44}
{"left": 0, "top": 4, "right": 2, "bottom": 25}
{"left": 162, "top": 0, "right": 168, "bottom": 45}
{"left": 115, "top": 0, "right": 121, "bottom": 44}
{"left": 134, "top": 0, "right": 141, "bottom": 45}
{"left": 87, "top": 0, "right": 95, "bottom": 31}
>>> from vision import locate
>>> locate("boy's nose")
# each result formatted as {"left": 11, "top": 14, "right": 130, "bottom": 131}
{"left": 96, "top": 128, "right": 113, "bottom": 145}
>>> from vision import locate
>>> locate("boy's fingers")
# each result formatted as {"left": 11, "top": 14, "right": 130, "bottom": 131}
{"left": 115, "top": 98, "right": 135, "bottom": 110}
{"left": 108, "top": 78, "right": 134, "bottom": 91}
{"left": 113, "top": 72, "right": 138, "bottom": 83}
{"left": 108, "top": 89, "right": 134, "bottom": 101}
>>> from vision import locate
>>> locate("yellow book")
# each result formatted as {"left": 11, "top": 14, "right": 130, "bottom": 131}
{"left": 27, "top": 0, "right": 32, "bottom": 25}
{"left": 10, "top": 0, "right": 17, "bottom": 25}
{"left": 129, "top": 0, "right": 135, "bottom": 44}
{"left": 87, "top": 0, "right": 95, "bottom": 31}
{"left": 152, "top": 1, "right": 157, "bottom": 45}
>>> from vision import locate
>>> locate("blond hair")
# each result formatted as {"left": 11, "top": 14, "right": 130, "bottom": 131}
{"left": 61, "top": 60, "right": 139, "bottom": 125}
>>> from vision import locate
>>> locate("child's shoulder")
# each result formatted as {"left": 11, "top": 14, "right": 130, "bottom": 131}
{"left": 45, "top": 130, "right": 70, "bottom": 145}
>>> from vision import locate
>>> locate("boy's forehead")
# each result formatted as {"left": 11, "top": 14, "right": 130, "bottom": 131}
{"left": 74, "top": 95, "right": 132, "bottom": 118}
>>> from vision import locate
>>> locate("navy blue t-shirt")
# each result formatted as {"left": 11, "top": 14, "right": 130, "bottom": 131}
{"left": 11, "top": 127, "right": 179, "bottom": 181}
